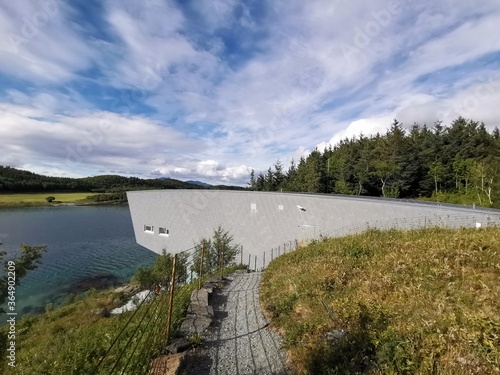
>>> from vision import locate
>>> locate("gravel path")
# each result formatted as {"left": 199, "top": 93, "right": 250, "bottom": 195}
{"left": 179, "top": 271, "right": 290, "bottom": 375}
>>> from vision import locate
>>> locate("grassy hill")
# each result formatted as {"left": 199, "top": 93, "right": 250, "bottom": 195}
{"left": 261, "top": 227, "right": 500, "bottom": 374}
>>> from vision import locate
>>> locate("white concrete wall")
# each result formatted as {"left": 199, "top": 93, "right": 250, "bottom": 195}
{"left": 127, "top": 190, "right": 500, "bottom": 256}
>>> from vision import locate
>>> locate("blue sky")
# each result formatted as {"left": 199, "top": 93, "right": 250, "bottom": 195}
{"left": 1, "top": 0, "right": 500, "bottom": 185}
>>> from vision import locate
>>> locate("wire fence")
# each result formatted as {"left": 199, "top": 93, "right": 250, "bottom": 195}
{"left": 89, "top": 212, "right": 500, "bottom": 373}
{"left": 321, "top": 213, "right": 500, "bottom": 238}
{"left": 89, "top": 242, "right": 251, "bottom": 375}
{"left": 257, "top": 213, "right": 500, "bottom": 270}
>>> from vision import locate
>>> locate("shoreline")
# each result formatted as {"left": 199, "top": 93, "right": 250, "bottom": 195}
{"left": 0, "top": 201, "right": 128, "bottom": 209}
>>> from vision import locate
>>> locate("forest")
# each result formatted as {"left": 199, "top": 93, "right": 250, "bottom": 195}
{"left": 0, "top": 167, "right": 242, "bottom": 194}
{"left": 0, "top": 167, "right": 197, "bottom": 192}
{"left": 249, "top": 117, "right": 500, "bottom": 208}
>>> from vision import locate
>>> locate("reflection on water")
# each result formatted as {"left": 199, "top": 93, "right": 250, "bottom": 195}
{"left": 0, "top": 205, "right": 156, "bottom": 318}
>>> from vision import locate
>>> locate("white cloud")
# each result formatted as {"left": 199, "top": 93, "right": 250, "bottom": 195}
{"left": 0, "top": 1, "right": 96, "bottom": 82}
{"left": 319, "top": 116, "right": 394, "bottom": 150}
{"left": 0, "top": 102, "right": 197, "bottom": 175}
{"left": 195, "top": 160, "right": 252, "bottom": 181}
{"left": 1, "top": 1, "right": 500, "bottom": 183}
{"left": 401, "top": 13, "right": 500, "bottom": 80}
{"left": 0, "top": 100, "right": 253, "bottom": 184}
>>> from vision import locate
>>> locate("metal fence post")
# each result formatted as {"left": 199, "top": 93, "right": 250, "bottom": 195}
{"left": 248, "top": 253, "right": 251, "bottom": 268}
{"left": 271, "top": 248, "right": 274, "bottom": 261}
{"left": 240, "top": 245, "right": 243, "bottom": 265}
{"left": 263, "top": 252, "right": 266, "bottom": 269}
{"left": 166, "top": 254, "right": 177, "bottom": 345}
{"left": 254, "top": 255, "right": 257, "bottom": 271}
{"left": 199, "top": 243, "right": 205, "bottom": 290}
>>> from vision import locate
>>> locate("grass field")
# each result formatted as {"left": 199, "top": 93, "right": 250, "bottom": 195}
{"left": 0, "top": 192, "right": 97, "bottom": 205}
{"left": 261, "top": 227, "right": 500, "bottom": 375}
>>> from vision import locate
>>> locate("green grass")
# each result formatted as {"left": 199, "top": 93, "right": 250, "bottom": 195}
{"left": 0, "top": 264, "right": 246, "bottom": 374}
{"left": 0, "top": 281, "right": 198, "bottom": 374}
{"left": 261, "top": 227, "right": 500, "bottom": 375}
{"left": 0, "top": 192, "right": 97, "bottom": 206}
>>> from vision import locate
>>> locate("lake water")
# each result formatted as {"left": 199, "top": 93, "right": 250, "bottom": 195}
{"left": 0, "top": 205, "right": 156, "bottom": 318}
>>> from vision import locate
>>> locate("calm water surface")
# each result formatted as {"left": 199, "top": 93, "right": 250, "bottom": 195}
{"left": 0, "top": 205, "right": 156, "bottom": 318}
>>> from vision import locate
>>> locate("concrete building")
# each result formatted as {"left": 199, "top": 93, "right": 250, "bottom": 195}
{"left": 127, "top": 190, "right": 500, "bottom": 263}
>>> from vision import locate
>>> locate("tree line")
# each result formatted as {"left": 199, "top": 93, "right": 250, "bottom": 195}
{"left": 0, "top": 167, "right": 243, "bottom": 193}
{"left": 248, "top": 117, "right": 500, "bottom": 208}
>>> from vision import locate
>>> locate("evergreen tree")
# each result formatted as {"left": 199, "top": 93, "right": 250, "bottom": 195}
{"left": 246, "top": 117, "right": 500, "bottom": 207}
{"left": 248, "top": 169, "right": 256, "bottom": 190}
{"left": 192, "top": 226, "right": 240, "bottom": 276}
{"left": 273, "top": 160, "right": 285, "bottom": 191}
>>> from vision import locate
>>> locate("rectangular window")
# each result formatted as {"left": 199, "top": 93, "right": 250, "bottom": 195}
{"left": 159, "top": 227, "right": 169, "bottom": 236}
{"left": 144, "top": 225, "right": 154, "bottom": 233}
{"left": 250, "top": 203, "right": 257, "bottom": 215}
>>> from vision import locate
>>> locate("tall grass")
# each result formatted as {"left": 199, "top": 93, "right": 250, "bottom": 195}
{"left": 0, "top": 281, "right": 198, "bottom": 374}
{"left": 261, "top": 227, "right": 500, "bottom": 374}
{"left": 0, "top": 264, "right": 246, "bottom": 374}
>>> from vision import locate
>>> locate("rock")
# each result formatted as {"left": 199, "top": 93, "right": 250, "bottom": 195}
{"left": 166, "top": 338, "right": 193, "bottom": 354}
{"left": 206, "top": 275, "right": 222, "bottom": 284}
{"left": 326, "top": 329, "right": 348, "bottom": 344}
{"left": 114, "top": 284, "right": 140, "bottom": 295}
{"left": 90, "top": 307, "right": 110, "bottom": 317}
{"left": 180, "top": 315, "right": 212, "bottom": 335}
{"left": 187, "top": 304, "right": 214, "bottom": 318}
{"left": 190, "top": 289, "right": 209, "bottom": 305}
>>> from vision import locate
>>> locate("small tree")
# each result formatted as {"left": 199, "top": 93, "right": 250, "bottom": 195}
{"left": 428, "top": 161, "right": 445, "bottom": 196}
{"left": 192, "top": 226, "right": 240, "bottom": 277}
{"left": 133, "top": 249, "right": 188, "bottom": 289}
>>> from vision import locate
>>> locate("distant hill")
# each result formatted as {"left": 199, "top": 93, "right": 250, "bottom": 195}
{"left": 185, "top": 180, "right": 212, "bottom": 187}
{"left": 0, "top": 166, "right": 243, "bottom": 193}
{"left": 0, "top": 166, "right": 197, "bottom": 193}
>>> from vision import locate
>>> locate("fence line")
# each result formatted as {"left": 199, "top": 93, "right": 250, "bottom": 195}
{"left": 257, "top": 213, "right": 500, "bottom": 270}
{"left": 90, "top": 240, "right": 250, "bottom": 374}
{"left": 90, "top": 212, "right": 499, "bottom": 373}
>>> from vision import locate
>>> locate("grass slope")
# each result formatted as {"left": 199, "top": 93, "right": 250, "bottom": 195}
{"left": 0, "top": 284, "right": 196, "bottom": 374}
{"left": 261, "top": 227, "right": 500, "bottom": 375}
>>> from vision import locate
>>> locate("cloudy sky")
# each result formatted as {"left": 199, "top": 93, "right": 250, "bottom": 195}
{"left": 1, "top": 0, "right": 499, "bottom": 185}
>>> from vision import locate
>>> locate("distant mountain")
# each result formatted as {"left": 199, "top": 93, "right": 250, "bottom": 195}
{"left": 185, "top": 180, "right": 212, "bottom": 187}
